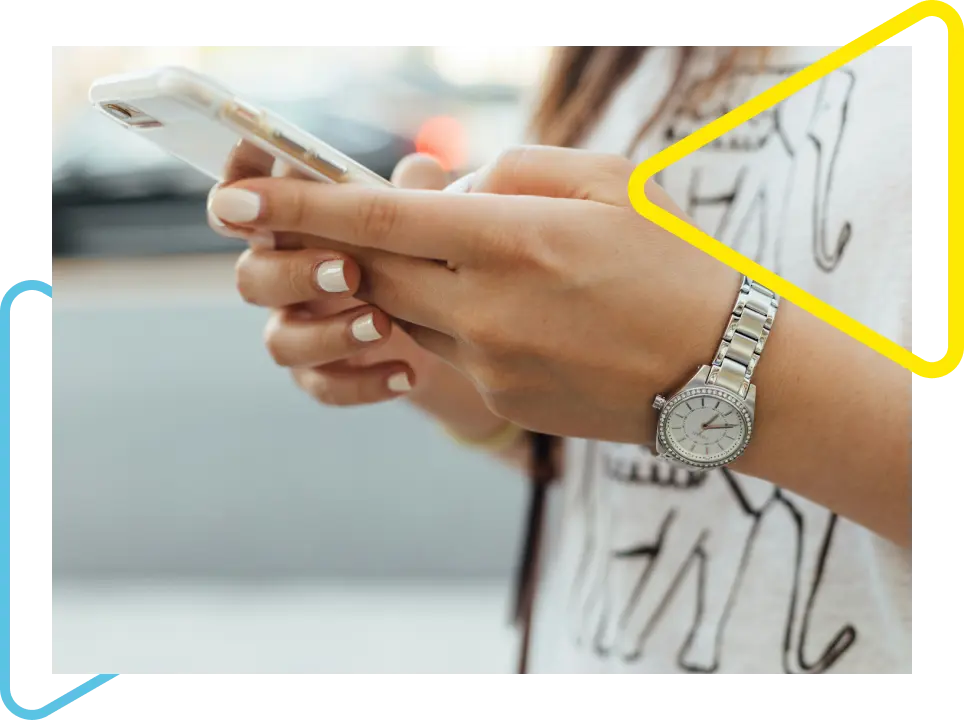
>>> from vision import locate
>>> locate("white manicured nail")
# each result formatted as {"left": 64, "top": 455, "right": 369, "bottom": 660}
{"left": 351, "top": 313, "right": 382, "bottom": 342}
{"left": 206, "top": 186, "right": 225, "bottom": 224}
{"left": 209, "top": 209, "right": 274, "bottom": 248}
{"left": 315, "top": 260, "right": 349, "bottom": 293}
{"left": 209, "top": 188, "right": 261, "bottom": 224}
{"left": 387, "top": 372, "right": 411, "bottom": 393}
{"left": 208, "top": 209, "right": 227, "bottom": 228}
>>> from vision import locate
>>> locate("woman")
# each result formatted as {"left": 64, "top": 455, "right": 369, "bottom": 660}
{"left": 207, "top": 46, "right": 910, "bottom": 673}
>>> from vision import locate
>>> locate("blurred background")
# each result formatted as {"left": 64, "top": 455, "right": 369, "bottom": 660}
{"left": 53, "top": 46, "right": 550, "bottom": 673}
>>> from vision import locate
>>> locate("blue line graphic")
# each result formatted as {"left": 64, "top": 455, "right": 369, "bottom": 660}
{"left": 1, "top": 281, "right": 117, "bottom": 718}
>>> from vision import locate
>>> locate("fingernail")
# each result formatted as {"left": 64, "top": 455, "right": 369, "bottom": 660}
{"left": 209, "top": 211, "right": 275, "bottom": 248}
{"left": 315, "top": 260, "right": 349, "bottom": 293}
{"left": 387, "top": 372, "right": 412, "bottom": 393}
{"left": 209, "top": 187, "right": 261, "bottom": 224}
{"left": 351, "top": 313, "right": 382, "bottom": 343}
{"left": 207, "top": 185, "right": 223, "bottom": 220}
{"left": 208, "top": 210, "right": 227, "bottom": 229}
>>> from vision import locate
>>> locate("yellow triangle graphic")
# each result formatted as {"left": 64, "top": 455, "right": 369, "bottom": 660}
{"left": 628, "top": 0, "right": 962, "bottom": 378}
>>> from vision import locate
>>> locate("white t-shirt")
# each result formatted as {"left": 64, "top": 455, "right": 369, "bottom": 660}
{"left": 527, "top": 46, "right": 911, "bottom": 673}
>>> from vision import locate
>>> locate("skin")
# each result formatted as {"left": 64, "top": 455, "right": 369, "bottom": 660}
{"left": 210, "top": 148, "right": 530, "bottom": 464}
{"left": 212, "top": 145, "right": 911, "bottom": 547}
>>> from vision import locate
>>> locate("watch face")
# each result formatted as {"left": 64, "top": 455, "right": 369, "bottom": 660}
{"left": 657, "top": 386, "right": 752, "bottom": 467}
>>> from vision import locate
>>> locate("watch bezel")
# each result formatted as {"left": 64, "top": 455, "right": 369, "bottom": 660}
{"left": 656, "top": 385, "right": 753, "bottom": 468}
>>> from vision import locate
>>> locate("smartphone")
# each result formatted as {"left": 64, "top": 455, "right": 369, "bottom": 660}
{"left": 88, "top": 66, "right": 393, "bottom": 188}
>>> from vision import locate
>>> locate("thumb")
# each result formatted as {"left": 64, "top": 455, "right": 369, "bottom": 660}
{"left": 391, "top": 153, "right": 450, "bottom": 191}
{"left": 470, "top": 145, "right": 633, "bottom": 207}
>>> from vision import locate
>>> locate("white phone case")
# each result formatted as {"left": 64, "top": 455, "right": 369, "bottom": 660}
{"left": 88, "top": 66, "right": 391, "bottom": 187}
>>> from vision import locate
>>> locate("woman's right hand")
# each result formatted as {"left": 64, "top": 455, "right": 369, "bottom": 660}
{"left": 211, "top": 145, "right": 526, "bottom": 457}
{"left": 236, "top": 244, "right": 451, "bottom": 405}
{"left": 213, "top": 149, "right": 452, "bottom": 406}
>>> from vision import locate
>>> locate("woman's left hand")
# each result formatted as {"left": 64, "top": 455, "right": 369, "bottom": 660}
{"left": 208, "top": 145, "right": 742, "bottom": 444}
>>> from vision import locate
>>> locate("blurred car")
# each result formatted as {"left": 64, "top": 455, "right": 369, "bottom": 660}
{"left": 52, "top": 99, "right": 416, "bottom": 258}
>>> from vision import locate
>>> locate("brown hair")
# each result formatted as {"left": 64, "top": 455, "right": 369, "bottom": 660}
{"left": 529, "top": 47, "right": 763, "bottom": 154}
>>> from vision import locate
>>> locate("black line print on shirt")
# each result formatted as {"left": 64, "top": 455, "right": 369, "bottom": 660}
{"left": 567, "top": 443, "right": 858, "bottom": 673}
{"left": 657, "top": 64, "right": 856, "bottom": 276}
{"left": 562, "top": 62, "right": 862, "bottom": 673}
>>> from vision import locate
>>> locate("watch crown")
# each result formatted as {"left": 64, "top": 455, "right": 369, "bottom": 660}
{"left": 652, "top": 395, "right": 667, "bottom": 411}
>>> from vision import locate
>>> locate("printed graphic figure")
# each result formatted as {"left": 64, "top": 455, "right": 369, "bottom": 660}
{"left": 657, "top": 65, "right": 856, "bottom": 275}
{"left": 568, "top": 444, "right": 857, "bottom": 673}
{"left": 564, "top": 64, "right": 861, "bottom": 672}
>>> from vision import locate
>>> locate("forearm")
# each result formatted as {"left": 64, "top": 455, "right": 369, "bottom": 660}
{"left": 730, "top": 301, "right": 911, "bottom": 546}
{"left": 407, "top": 361, "right": 531, "bottom": 469}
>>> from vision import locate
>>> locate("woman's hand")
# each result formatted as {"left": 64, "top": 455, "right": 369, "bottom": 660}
{"left": 208, "top": 145, "right": 741, "bottom": 443}
{"left": 210, "top": 147, "right": 518, "bottom": 451}
{"left": 209, "top": 148, "right": 455, "bottom": 406}
{"left": 208, "top": 144, "right": 911, "bottom": 545}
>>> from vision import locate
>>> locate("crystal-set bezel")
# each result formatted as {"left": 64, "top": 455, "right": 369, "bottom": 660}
{"left": 657, "top": 386, "right": 753, "bottom": 468}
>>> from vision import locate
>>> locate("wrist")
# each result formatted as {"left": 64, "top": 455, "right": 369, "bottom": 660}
{"left": 643, "top": 269, "right": 744, "bottom": 435}
{"left": 667, "top": 269, "right": 745, "bottom": 383}
{"left": 442, "top": 417, "right": 527, "bottom": 453}
{"left": 650, "top": 273, "right": 780, "bottom": 470}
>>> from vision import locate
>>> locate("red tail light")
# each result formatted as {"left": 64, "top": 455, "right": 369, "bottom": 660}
{"left": 414, "top": 116, "right": 466, "bottom": 172}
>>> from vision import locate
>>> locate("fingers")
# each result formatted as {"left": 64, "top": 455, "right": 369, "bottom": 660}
{"left": 443, "top": 171, "right": 476, "bottom": 194}
{"left": 208, "top": 146, "right": 630, "bottom": 259}
{"left": 471, "top": 145, "right": 633, "bottom": 207}
{"left": 224, "top": 140, "right": 276, "bottom": 183}
{"left": 209, "top": 140, "right": 278, "bottom": 247}
{"left": 354, "top": 251, "right": 461, "bottom": 334}
{"left": 209, "top": 185, "right": 277, "bottom": 249}
{"left": 292, "top": 362, "right": 414, "bottom": 406}
{"left": 235, "top": 247, "right": 360, "bottom": 307}
{"left": 208, "top": 179, "right": 499, "bottom": 261}
{"left": 397, "top": 321, "right": 459, "bottom": 366}
{"left": 236, "top": 244, "right": 459, "bottom": 333}
{"left": 391, "top": 153, "right": 450, "bottom": 191}
{"left": 263, "top": 305, "right": 393, "bottom": 368}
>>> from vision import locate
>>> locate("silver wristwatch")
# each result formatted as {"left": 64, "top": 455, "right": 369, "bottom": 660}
{"left": 652, "top": 276, "right": 779, "bottom": 469}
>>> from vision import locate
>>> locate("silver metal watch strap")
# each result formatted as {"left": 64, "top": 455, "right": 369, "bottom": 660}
{"left": 707, "top": 276, "right": 779, "bottom": 397}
